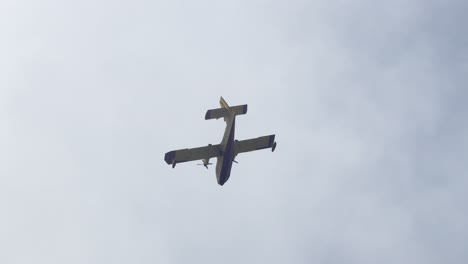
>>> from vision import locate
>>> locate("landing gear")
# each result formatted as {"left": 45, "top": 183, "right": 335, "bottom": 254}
{"left": 272, "top": 142, "right": 277, "bottom": 152}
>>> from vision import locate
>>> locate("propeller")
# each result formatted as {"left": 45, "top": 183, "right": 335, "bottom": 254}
{"left": 197, "top": 163, "right": 212, "bottom": 169}
{"left": 197, "top": 159, "right": 212, "bottom": 169}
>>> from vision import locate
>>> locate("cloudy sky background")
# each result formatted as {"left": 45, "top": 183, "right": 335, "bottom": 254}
{"left": 1, "top": 0, "right": 467, "bottom": 263}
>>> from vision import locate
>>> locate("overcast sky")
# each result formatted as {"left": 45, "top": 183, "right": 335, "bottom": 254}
{"left": 1, "top": 0, "right": 467, "bottom": 263}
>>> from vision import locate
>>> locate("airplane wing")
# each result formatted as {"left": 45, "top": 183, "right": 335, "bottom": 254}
{"left": 164, "top": 144, "right": 222, "bottom": 166}
{"left": 234, "top": 135, "right": 276, "bottom": 155}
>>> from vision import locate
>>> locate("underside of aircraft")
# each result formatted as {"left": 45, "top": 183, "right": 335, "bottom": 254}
{"left": 164, "top": 97, "right": 276, "bottom": 186}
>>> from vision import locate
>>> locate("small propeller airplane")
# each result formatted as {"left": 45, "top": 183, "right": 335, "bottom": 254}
{"left": 164, "top": 97, "right": 277, "bottom": 186}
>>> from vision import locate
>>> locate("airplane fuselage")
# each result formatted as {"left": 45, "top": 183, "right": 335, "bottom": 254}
{"left": 215, "top": 114, "right": 236, "bottom": 185}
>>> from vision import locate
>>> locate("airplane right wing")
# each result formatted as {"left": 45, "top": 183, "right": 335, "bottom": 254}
{"left": 164, "top": 144, "right": 222, "bottom": 167}
{"left": 233, "top": 135, "right": 276, "bottom": 155}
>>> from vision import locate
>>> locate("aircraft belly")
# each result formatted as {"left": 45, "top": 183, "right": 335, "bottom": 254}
{"left": 217, "top": 153, "right": 233, "bottom": 185}
{"left": 216, "top": 156, "right": 224, "bottom": 184}
{"left": 216, "top": 117, "right": 235, "bottom": 186}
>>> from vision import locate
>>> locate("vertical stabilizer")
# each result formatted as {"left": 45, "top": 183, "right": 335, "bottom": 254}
{"left": 219, "top": 96, "right": 233, "bottom": 112}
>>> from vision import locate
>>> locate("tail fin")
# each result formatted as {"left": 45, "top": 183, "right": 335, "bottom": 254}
{"left": 219, "top": 96, "right": 232, "bottom": 112}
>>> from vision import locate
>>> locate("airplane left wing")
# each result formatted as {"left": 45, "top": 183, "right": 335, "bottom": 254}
{"left": 164, "top": 144, "right": 222, "bottom": 167}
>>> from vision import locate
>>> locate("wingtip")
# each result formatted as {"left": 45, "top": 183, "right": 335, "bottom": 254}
{"left": 164, "top": 151, "right": 176, "bottom": 165}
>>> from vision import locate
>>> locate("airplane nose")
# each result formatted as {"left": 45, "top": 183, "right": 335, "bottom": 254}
{"left": 217, "top": 178, "right": 225, "bottom": 186}
{"left": 217, "top": 176, "right": 227, "bottom": 186}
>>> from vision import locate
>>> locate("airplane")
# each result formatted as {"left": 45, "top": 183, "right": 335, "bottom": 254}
{"left": 164, "top": 97, "right": 277, "bottom": 186}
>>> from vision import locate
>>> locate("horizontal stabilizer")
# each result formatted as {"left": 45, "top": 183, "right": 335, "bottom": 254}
{"left": 205, "top": 104, "right": 248, "bottom": 120}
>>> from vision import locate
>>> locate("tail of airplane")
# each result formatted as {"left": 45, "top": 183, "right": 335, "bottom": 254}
{"left": 205, "top": 97, "right": 248, "bottom": 120}
{"left": 219, "top": 96, "right": 232, "bottom": 111}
